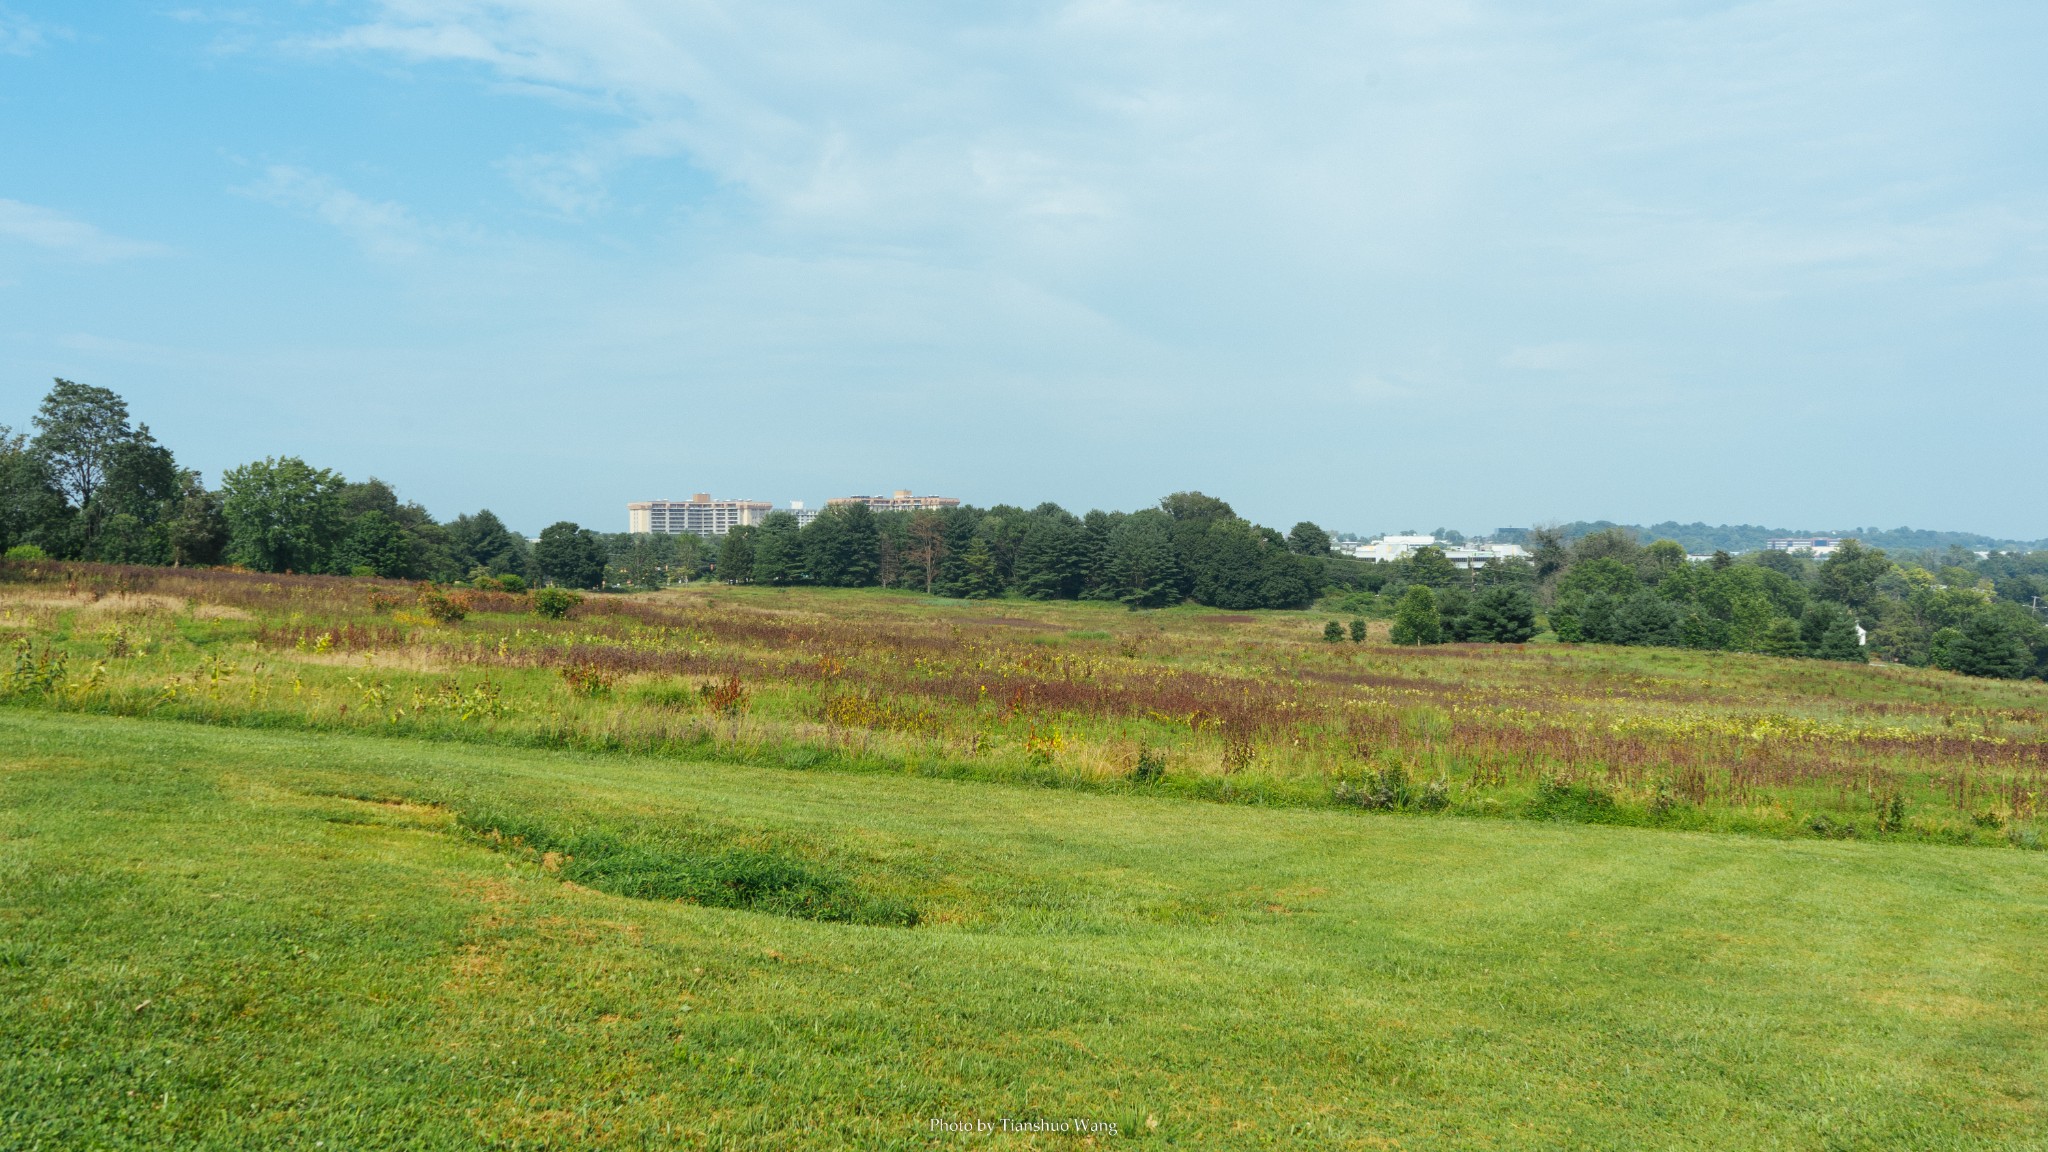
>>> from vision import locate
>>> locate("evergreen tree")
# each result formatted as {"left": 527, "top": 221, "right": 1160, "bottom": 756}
{"left": 1934, "top": 611, "right": 2033, "bottom": 679}
{"left": 1465, "top": 585, "right": 1539, "bottom": 643}
{"left": 1105, "top": 510, "right": 1181, "bottom": 608}
{"left": 1322, "top": 620, "right": 1345, "bottom": 642}
{"left": 717, "top": 524, "right": 757, "bottom": 584}
{"left": 1012, "top": 515, "right": 1087, "bottom": 600}
{"left": 449, "top": 510, "right": 529, "bottom": 578}
{"left": 1758, "top": 617, "right": 1807, "bottom": 657}
{"left": 803, "top": 503, "right": 881, "bottom": 587}
{"left": 752, "top": 511, "right": 806, "bottom": 585}
{"left": 1349, "top": 618, "right": 1367, "bottom": 643}
{"left": 953, "top": 537, "right": 1003, "bottom": 599}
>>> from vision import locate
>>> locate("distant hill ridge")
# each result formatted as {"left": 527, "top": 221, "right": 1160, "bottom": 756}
{"left": 1491, "top": 522, "right": 2048, "bottom": 555}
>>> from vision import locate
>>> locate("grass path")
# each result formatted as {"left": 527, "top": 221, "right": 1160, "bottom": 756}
{"left": 2, "top": 710, "right": 2044, "bottom": 1149}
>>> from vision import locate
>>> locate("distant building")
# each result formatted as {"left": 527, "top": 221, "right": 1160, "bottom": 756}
{"left": 1337, "top": 534, "right": 1439, "bottom": 563}
{"left": 627, "top": 494, "right": 773, "bottom": 537}
{"left": 1766, "top": 536, "right": 1845, "bottom": 559}
{"left": 1336, "top": 535, "right": 1528, "bottom": 568}
{"left": 827, "top": 489, "right": 961, "bottom": 513}
{"left": 785, "top": 501, "right": 821, "bottom": 528}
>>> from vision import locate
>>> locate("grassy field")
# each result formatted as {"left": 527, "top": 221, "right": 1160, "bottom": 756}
{"left": 4, "top": 709, "right": 2047, "bottom": 1149}
{"left": 3, "top": 562, "right": 2046, "bottom": 845}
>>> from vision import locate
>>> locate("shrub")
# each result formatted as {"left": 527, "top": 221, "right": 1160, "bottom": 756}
{"left": 417, "top": 588, "right": 467, "bottom": 623}
{"left": 3, "top": 544, "right": 47, "bottom": 561}
{"left": 1526, "top": 775, "right": 1617, "bottom": 822}
{"left": 1130, "top": 747, "right": 1166, "bottom": 784}
{"left": 533, "top": 586, "right": 581, "bottom": 619}
{"left": 701, "top": 675, "right": 748, "bottom": 715}
{"left": 1322, "top": 620, "right": 1345, "bottom": 643}
{"left": 1807, "top": 813, "right": 1858, "bottom": 839}
{"left": 1349, "top": 617, "right": 1367, "bottom": 643}
{"left": 2008, "top": 824, "right": 2043, "bottom": 851}
{"left": 1334, "top": 762, "right": 1413, "bottom": 810}
{"left": 1418, "top": 777, "right": 1451, "bottom": 811}
{"left": 497, "top": 574, "right": 527, "bottom": 593}
{"left": 559, "top": 663, "right": 617, "bottom": 697}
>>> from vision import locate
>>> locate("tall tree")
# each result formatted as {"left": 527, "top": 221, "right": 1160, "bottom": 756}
{"left": 449, "top": 510, "right": 529, "bottom": 577}
{"left": 752, "top": 512, "right": 806, "bottom": 585}
{"left": 31, "top": 379, "right": 132, "bottom": 516}
{"left": 1286, "top": 521, "right": 1332, "bottom": 556}
{"left": 1817, "top": 540, "right": 1893, "bottom": 623}
{"left": 219, "top": 457, "right": 347, "bottom": 573}
{"left": 717, "top": 524, "right": 757, "bottom": 584}
{"left": 1105, "top": 511, "right": 1180, "bottom": 608}
{"left": 1390, "top": 586, "right": 1443, "bottom": 645}
{"left": 1159, "top": 491, "right": 1235, "bottom": 524}
{"left": 0, "top": 425, "right": 72, "bottom": 556}
{"left": 803, "top": 503, "right": 880, "bottom": 587}
{"left": 535, "top": 521, "right": 607, "bottom": 589}
{"left": 905, "top": 511, "right": 948, "bottom": 593}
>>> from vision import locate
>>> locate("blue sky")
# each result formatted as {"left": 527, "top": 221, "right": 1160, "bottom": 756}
{"left": 1, "top": 1, "right": 2043, "bottom": 538}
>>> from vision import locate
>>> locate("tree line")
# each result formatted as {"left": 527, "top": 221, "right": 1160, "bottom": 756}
{"left": 6, "top": 379, "right": 2043, "bottom": 679}
{"left": 713, "top": 490, "right": 1335, "bottom": 610}
{"left": 1342, "top": 526, "right": 2047, "bottom": 680}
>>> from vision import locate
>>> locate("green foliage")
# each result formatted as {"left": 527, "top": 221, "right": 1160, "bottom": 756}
{"left": 531, "top": 586, "right": 581, "bottom": 619}
{"left": 535, "top": 522, "right": 606, "bottom": 590}
{"left": 803, "top": 503, "right": 881, "bottom": 588}
{"left": 1932, "top": 611, "right": 2034, "bottom": 679}
{"left": 1390, "top": 586, "right": 1442, "bottom": 645}
{"left": 1322, "top": 620, "right": 1345, "bottom": 643}
{"left": 1104, "top": 510, "right": 1181, "bottom": 608}
{"left": 1349, "top": 617, "right": 1367, "bottom": 643}
{"left": 1464, "top": 585, "right": 1539, "bottom": 643}
{"left": 1287, "top": 521, "right": 1332, "bottom": 556}
{"left": 1401, "top": 545, "right": 1459, "bottom": 589}
{"left": 716, "top": 523, "right": 757, "bottom": 584}
{"left": 219, "top": 456, "right": 348, "bottom": 574}
{"left": 751, "top": 512, "right": 805, "bottom": 585}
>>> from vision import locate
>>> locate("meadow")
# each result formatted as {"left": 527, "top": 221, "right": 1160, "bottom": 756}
{"left": 3, "top": 561, "right": 2046, "bottom": 846}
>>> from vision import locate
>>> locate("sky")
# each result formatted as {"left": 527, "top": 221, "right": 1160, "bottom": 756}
{"left": 1, "top": 1, "right": 2043, "bottom": 539}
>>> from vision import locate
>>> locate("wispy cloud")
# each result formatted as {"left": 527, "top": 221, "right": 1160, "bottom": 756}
{"left": 237, "top": 166, "right": 433, "bottom": 260}
{"left": 0, "top": 5, "right": 59, "bottom": 56}
{"left": 0, "top": 199, "right": 167, "bottom": 261}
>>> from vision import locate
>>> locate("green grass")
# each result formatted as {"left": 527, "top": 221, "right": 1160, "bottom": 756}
{"left": 4, "top": 710, "right": 2045, "bottom": 1149}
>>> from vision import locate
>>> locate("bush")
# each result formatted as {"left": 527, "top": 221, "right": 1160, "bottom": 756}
{"left": 1334, "top": 762, "right": 1414, "bottom": 810}
{"left": 1322, "top": 620, "right": 1345, "bottom": 643}
{"left": 1526, "top": 775, "right": 1618, "bottom": 822}
{"left": 1130, "top": 747, "right": 1166, "bottom": 784}
{"left": 496, "top": 573, "right": 527, "bottom": 593}
{"left": 533, "top": 586, "right": 581, "bottom": 619}
{"left": 1349, "top": 618, "right": 1367, "bottom": 643}
{"left": 417, "top": 588, "right": 467, "bottom": 623}
{"left": 3, "top": 544, "right": 47, "bottom": 561}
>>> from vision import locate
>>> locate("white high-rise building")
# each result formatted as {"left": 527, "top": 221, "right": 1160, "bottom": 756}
{"left": 627, "top": 494, "right": 773, "bottom": 537}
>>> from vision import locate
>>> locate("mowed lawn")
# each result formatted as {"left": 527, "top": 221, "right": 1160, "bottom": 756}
{"left": 2, "top": 712, "right": 2044, "bottom": 1150}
